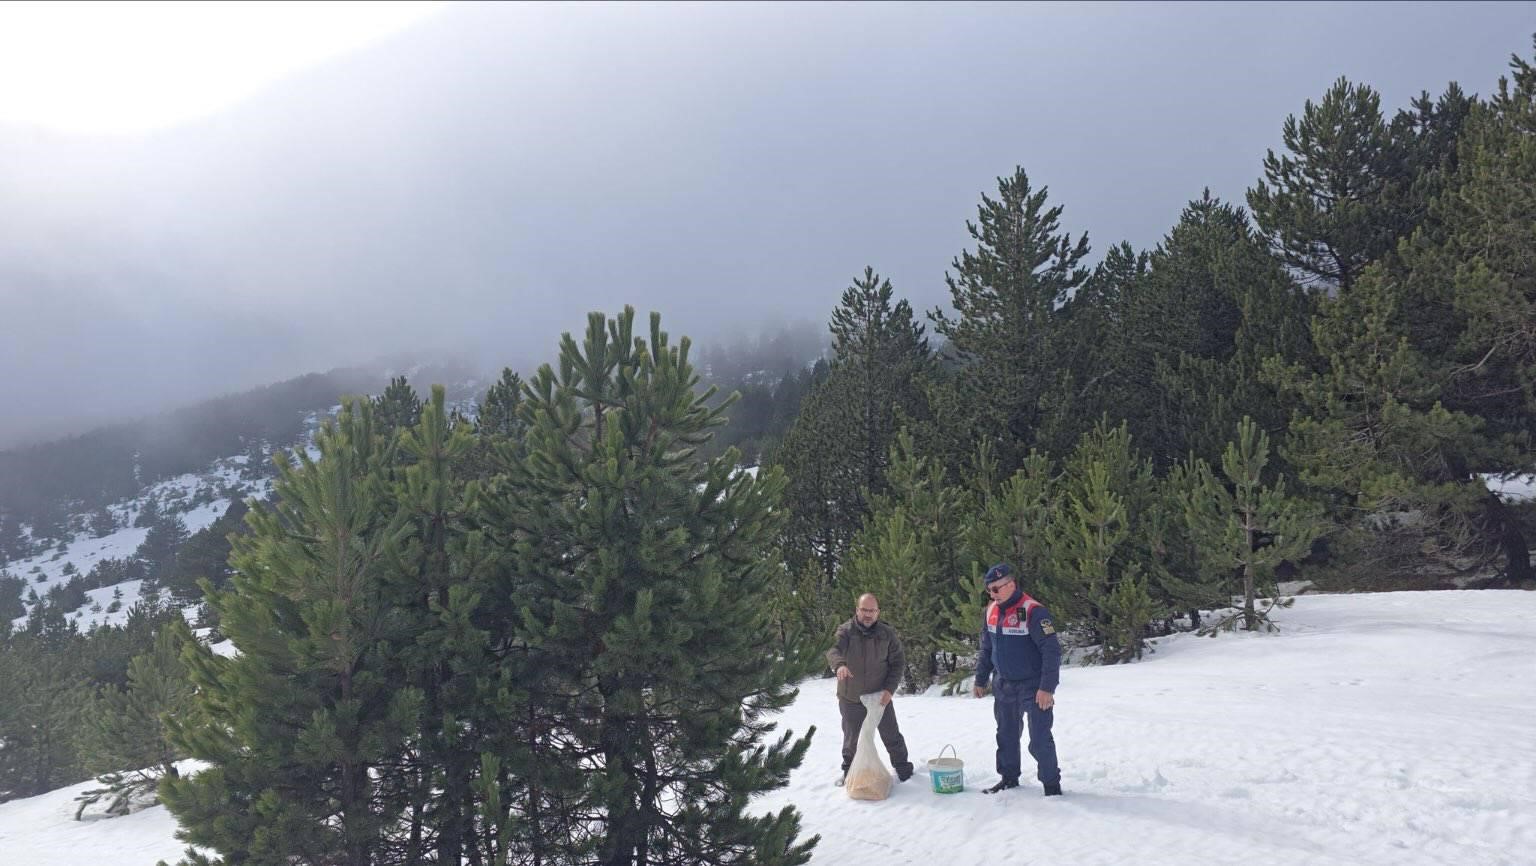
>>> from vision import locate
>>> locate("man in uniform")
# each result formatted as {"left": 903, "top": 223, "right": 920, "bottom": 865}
{"left": 972, "top": 563, "right": 1063, "bottom": 796}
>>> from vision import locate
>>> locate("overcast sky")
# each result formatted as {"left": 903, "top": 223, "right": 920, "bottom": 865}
{"left": 1, "top": 1, "right": 1533, "bottom": 447}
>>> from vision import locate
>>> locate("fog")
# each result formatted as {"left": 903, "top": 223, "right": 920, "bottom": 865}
{"left": 1, "top": 1, "right": 1531, "bottom": 447}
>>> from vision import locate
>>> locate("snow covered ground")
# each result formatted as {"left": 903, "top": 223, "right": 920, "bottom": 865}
{"left": 1487, "top": 473, "right": 1536, "bottom": 503}
{"left": 766, "top": 589, "right": 1536, "bottom": 866}
{"left": 2, "top": 590, "right": 1533, "bottom": 866}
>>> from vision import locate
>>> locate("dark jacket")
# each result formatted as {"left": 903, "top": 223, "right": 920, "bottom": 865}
{"left": 826, "top": 618, "right": 905, "bottom": 703}
{"left": 974, "top": 589, "right": 1061, "bottom": 693}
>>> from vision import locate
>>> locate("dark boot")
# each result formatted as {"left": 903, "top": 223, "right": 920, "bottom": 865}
{"left": 1043, "top": 781, "right": 1062, "bottom": 796}
{"left": 982, "top": 779, "right": 1018, "bottom": 794}
{"left": 896, "top": 764, "right": 914, "bottom": 782}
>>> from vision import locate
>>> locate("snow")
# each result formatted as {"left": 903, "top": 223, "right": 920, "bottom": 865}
{"left": 1486, "top": 473, "right": 1535, "bottom": 503}
{"left": 757, "top": 590, "right": 1536, "bottom": 866}
{"left": 0, "top": 773, "right": 189, "bottom": 866}
{"left": 3, "top": 589, "right": 1533, "bottom": 865}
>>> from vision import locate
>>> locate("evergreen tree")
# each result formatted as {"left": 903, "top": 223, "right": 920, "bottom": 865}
{"left": 1271, "top": 74, "right": 1535, "bottom": 587}
{"left": 960, "top": 445, "right": 1056, "bottom": 616}
{"left": 490, "top": 308, "right": 816, "bottom": 866}
{"left": 1358, "top": 42, "right": 1536, "bottom": 582}
{"left": 89, "top": 506, "right": 118, "bottom": 538}
{"left": 475, "top": 367, "right": 525, "bottom": 439}
{"left": 1045, "top": 422, "right": 1166, "bottom": 662}
{"left": 840, "top": 431, "right": 969, "bottom": 691}
{"left": 1391, "top": 83, "right": 1477, "bottom": 231}
{"left": 461, "top": 366, "right": 527, "bottom": 483}
{"left": 1270, "top": 266, "right": 1463, "bottom": 584}
{"left": 930, "top": 166, "right": 1091, "bottom": 470}
{"left": 1184, "top": 418, "right": 1326, "bottom": 631}
{"left": 74, "top": 618, "right": 195, "bottom": 818}
{"left": 773, "top": 368, "right": 861, "bottom": 583}
{"left": 827, "top": 267, "right": 933, "bottom": 497}
{"left": 1115, "top": 193, "right": 1316, "bottom": 472}
{"left": 387, "top": 386, "right": 506, "bottom": 866}
{"left": 1247, "top": 77, "right": 1408, "bottom": 292}
{"left": 1035, "top": 241, "right": 1149, "bottom": 457}
{"left": 0, "top": 623, "right": 89, "bottom": 801}
{"left": 135, "top": 512, "right": 189, "bottom": 591}
{"left": 133, "top": 496, "right": 161, "bottom": 529}
{"left": 161, "top": 402, "right": 424, "bottom": 866}
{"left": 775, "top": 269, "right": 931, "bottom": 585}
{"left": 0, "top": 572, "right": 24, "bottom": 621}
{"left": 373, "top": 375, "right": 424, "bottom": 437}
{"left": 0, "top": 511, "right": 23, "bottom": 564}
{"left": 161, "top": 500, "right": 248, "bottom": 603}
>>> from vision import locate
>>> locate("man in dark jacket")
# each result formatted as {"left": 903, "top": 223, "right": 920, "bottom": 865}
{"left": 972, "top": 562, "right": 1063, "bottom": 796}
{"left": 826, "top": 593, "right": 914, "bottom": 783}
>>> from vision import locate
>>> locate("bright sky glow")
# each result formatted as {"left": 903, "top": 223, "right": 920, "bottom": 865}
{"left": 0, "top": 0, "right": 445, "bottom": 136}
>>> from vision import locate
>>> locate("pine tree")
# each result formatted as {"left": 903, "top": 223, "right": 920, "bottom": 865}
{"left": 1247, "top": 77, "right": 1408, "bottom": 292}
{"left": 89, "top": 506, "right": 118, "bottom": 538}
{"left": 135, "top": 512, "right": 188, "bottom": 591}
{"left": 161, "top": 500, "right": 248, "bottom": 603}
{"left": 841, "top": 431, "right": 969, "bottom": 691}
{"left": 160, "top": 401, "right": 424, "bottom": 866}
{"left": 475, "top": 367, "right": 525, "bottom": 439}
{"left": 386, "top": 386, "right": 508, "bottom": 866}
{"left": 1046, "top": 422, "right": 1165, "bottom": 662}
{"left": 1391, "top": 83, "right": 1477, "bottom": 231}
{"left": 1393, "top": 42, "right": 1536, "bottom": 583}
{"left": 827, "top": 267, "right": 932, "bottom": 496}
{"left": 1184, "top": 417, "right": 1326, "bottom": 631}
{"left": 0, "top": 572, "right": 24, "bottom": 621}
{"left": 490, "top": 308, "right": 816, "bottom": 866}
{"left": 930, "top": 166, "right": 1090, "bottom": 470}
{"left": 959, "top": 445, "right": 1056, "bottom": 626}
{"left": 775, "top": 268, "right": 931, "bottom": 585}
{"left": 1123, "top": 193, "right": 1315, "bottom": 472}
{"left": 0, "top": 512, "right": 24, "bottom": 564}
{"left": 74, "top": 618, "right": 195, "bottom": 818}
{"left": 133, "top": 496, "right": 161, "bottom": 529}
{"left": 0, "top": 623, "right": 89, "bottom": 800}
{"left": 1272, "top": 233, "right": 1520, "bottom": 586}
{"left": 373, "top": 375, "right": 424, "bottom": 437}
{"left": 1035, "top": 241, "right": 1149, "bottom": 457}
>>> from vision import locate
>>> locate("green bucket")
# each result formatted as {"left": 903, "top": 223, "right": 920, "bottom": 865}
{"left": 929, "top": 744, "right": 965, "bottom": 794}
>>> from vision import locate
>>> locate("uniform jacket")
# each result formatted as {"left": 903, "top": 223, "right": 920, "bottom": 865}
{"left": 974, "top": 588, "right": 1061, "bottom": 693}
{"left": 826, "top": 619, "right": 905, "bottom": 703}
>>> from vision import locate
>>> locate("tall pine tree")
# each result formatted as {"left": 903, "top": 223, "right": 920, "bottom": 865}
{"left": 929, "top": 167, "right": 1090, "bottom": 471}
{"left": 490, "top": 309, "right": 816, "bottom": 866}
{"left": 1247, "top": 77, "right": 1407, "bottom": 292}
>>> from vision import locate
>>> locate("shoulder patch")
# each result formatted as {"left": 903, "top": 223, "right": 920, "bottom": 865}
{"left": 1039, "top": 618, "right": 1056, "bottom": 635}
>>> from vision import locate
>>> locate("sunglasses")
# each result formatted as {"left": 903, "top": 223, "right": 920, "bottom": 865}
{"left": 985, "top": 581, "right": 1012, "bottom": 595}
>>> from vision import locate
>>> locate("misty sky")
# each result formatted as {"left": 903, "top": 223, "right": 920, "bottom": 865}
{"left": 2, "top": 1, "right": 1533, "bottom": 447}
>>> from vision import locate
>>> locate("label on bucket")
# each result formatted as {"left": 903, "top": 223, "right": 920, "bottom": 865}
{"left": 929, "top": 759, "right": 964, "bottom": 794}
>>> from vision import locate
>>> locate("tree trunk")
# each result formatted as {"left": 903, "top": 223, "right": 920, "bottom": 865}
{"left": 1487, "top": 493, "right": 1533, "bottom": 584}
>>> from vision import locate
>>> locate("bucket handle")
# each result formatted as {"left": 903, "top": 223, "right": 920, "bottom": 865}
{"left": 937, "top": 744, "right": 958, "bottom": 761}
